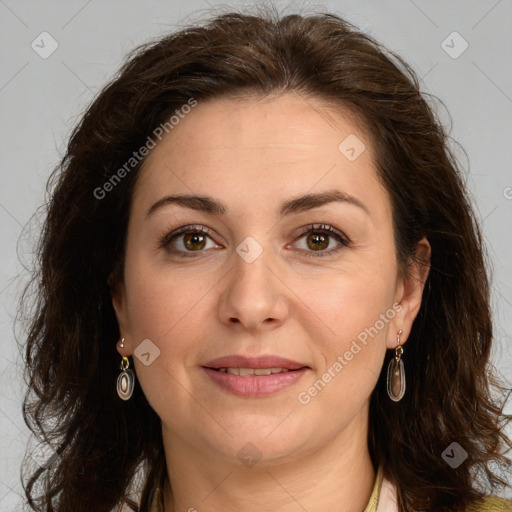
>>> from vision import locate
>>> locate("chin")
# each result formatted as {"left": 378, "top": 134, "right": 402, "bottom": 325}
{"left": 207, "top": 426, "right": 312, "bottom": 465}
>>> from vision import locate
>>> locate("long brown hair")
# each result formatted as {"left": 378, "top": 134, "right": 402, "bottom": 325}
{"left": 19, "top": 4, "right": 511, "bottom": 511}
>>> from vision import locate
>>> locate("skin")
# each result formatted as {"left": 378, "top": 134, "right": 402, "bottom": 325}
{"left": 111, "top": 92, "right": 431, "bottom": 512}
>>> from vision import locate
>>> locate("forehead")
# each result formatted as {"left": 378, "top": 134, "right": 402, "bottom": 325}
{"left": 144, "top": 92, "right": 370, "bottom": 161}
{"left": 131, "top": 92, "right": 388, "bottom": 221}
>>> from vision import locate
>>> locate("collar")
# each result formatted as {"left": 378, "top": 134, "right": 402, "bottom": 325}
{"left": 364, "top": 462, "right": 399, "bottom": 512}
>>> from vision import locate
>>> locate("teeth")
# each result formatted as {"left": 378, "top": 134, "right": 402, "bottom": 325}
{"left": 218, "top": 367, "right": 290, "bottom": 375}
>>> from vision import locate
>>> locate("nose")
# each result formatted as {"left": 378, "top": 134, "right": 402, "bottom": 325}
{"left": 217, "top": 241, "right": 289, "bottom": 332}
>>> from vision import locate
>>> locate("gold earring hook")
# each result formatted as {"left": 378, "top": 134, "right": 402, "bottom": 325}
{"left": 120, "top": 356, "right": 130, "bottom": 371}
{"left": 395, "top": 329, "right": 403, "bottom": 362}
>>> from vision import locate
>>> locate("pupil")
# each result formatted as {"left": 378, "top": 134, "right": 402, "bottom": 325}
{"left": 185, "top": 233, "right": 206, "bottom": 250}
{"left": 309, "top": 233, "right": 327, "bottom": 250}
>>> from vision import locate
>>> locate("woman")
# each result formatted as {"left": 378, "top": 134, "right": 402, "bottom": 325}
{"left": 20, "top": 6, "right": 512, "bottom": 512}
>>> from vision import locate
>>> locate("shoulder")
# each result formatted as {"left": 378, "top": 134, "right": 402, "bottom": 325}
{"left": 466, "top": 496, "right": 512, "bottom": 512}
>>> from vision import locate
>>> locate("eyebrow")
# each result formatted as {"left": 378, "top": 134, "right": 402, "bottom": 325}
{"left": 146, "top": 189, "right": 370, "bottom": 219}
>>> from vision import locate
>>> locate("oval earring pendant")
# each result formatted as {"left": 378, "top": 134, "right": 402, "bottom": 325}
{"left": 387, "top": 357, "right": 405, "bottom": 402}
{"left": 117, "top": 368, "right": 135, "bottom": 400}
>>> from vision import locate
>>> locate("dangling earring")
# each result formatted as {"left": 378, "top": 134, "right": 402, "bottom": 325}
{"left": 387, "top": 329, "right": 406, "bottom": 402}
{"left": 117, "top": 338, "right": 135, "bottom": 401}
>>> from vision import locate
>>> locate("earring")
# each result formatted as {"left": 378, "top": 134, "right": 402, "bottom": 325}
{"left": 387, "top": 329, "right": 406, "bottom": 402}
{"left": 117, "top": 338, "right": 135, "bottom": 401}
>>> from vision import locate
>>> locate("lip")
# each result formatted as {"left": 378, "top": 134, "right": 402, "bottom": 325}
{"left": 202, "top": 354, "right": 309, "bottom": 370}
{"left": 201, "top": 366, "right": 310, "bottom": 397}
{"left": 201, "top": 355, "right": 311, "bottom": 397}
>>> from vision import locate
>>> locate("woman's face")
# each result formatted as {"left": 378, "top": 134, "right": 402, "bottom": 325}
{"left": 112, "top": 92, "right": 429, "bottom": 465}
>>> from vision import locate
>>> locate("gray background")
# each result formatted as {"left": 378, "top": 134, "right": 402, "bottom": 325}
{"left": 1, "top": 0, "right": 511, "bottom": 509}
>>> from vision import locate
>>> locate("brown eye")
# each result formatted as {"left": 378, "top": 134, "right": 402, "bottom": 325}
{"left": 306, "top": 232, "right": 329, "bottom": 251}
{"left": 182, "top": 232, "right": 207, "bottom": 251}
{"left": 294, "top": 223, "right": 351, "bottom": 258}
{"left": 160, "top": 225, "right": 220, "bottom": 257}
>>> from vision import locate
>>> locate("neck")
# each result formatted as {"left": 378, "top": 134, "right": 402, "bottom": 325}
{"left": 161, "top": 413, "right": 376, "bottom": 512}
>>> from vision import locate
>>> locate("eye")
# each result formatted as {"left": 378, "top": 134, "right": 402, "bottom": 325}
{"left": 292, "top": 223, "right": 351, "bottom": 258}
{"left": 159, "top": 225, "right": 220, "bottom": 258}
{"left": 159, "top": 223, "right": 351, "bottom": 258}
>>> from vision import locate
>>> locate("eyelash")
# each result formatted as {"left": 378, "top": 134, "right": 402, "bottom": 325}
{"left": 159, "top": 223, "right": 351, "bottom": 259}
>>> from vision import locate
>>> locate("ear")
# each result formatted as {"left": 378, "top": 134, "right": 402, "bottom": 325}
{"left": 387, "top": 236, "right": 431, "bottom": 349}
{"left": 108, "top": 272, "right": 134, "bottom": 356}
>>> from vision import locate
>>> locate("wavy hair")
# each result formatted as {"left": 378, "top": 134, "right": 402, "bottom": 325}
{"left": 18, "top": 5, "right": 511, "bottom": 511}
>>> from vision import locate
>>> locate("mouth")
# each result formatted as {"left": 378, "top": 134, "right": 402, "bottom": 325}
{"left": 202, "top": 354, "right": 310, "bottom": 373}
{"left": 201, "top": 355, "right": 311, "bottom": 396}
{"left": 205, "top": 366, "right": 307, "bottom": 376}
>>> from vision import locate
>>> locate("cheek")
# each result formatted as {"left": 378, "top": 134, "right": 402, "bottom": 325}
{"left": 294, "top": 277, "right": 393, "bottom": 417}
{"left": 300, "top": 261, "right": 397, "bottom": 346}
{"left": 122, "top": 227, "right": 204, "bottom": 333}
{"left": 123, "top": 264, "right": 211, "bottom": 412}
{"left": 125, "top": 266, "right": 208, "bottom": 346}
{"left": 294, "top": 261, "right": 397, "bottom": 404}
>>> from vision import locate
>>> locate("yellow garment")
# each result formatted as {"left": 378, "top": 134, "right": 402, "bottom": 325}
{"left": 363, "top": 462, "right": 383, "bottom": 512}
{"left": 150, "top": 462, "right": 512, "bottom": 511}
{"left": 466, "top": 496, "right": 512, "bottom": 512}
{"left": 364, "top": 463, "right": 512, "bottom": 512}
